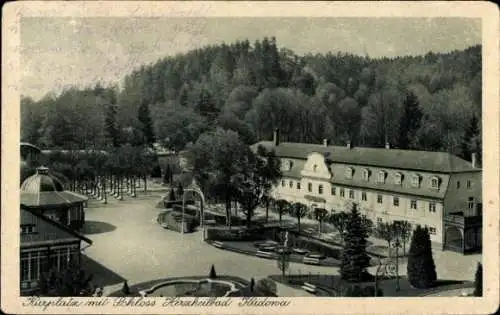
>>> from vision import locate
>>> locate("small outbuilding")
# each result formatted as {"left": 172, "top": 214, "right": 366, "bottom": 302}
{"left": 20, "top": 166, "right": 88, "bottom": 229}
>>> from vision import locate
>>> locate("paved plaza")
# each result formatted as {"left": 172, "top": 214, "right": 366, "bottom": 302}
{"left": 81, "top": 193, "right": 331, "bottom": 296}
{"left": 81, "top": 192, "right": 481, "bottom": 296}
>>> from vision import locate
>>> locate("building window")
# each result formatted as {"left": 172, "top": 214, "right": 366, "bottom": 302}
{"left": 308, "top": 183, "right": 312, "bottom": 192}
{"left": 49, "top": 248, "right": 71, "bottom": 271}
{"left": 349, "top": 190, "right": 355, "bottom": 199}
{"left": 20, "top": 224, "right": 37, "bottom": 235}
{"left": 429, "top": 202, "right": 436, "bottom": 213}
{"left": 468, "top": 197, "right": 474, "bottom": 209}
{"left": 412, "top": 175, "right": 420, "bottom": 188}
{"left": 340, "top": 188, "right": 345, "bottom": 198}
{"left": 377, "top": 195, "right": 383, "bottom": 204}
{"left": 410, "top": 200, "right": 417, "bottom": 209}
{"left": 281, "top": 180, "right": 285, "bottom": 187}
{"left": 20, "top": 251, "right": 45, "bottom": 282}
{"left": 377, "top": 217, "right": 383, "bottom": 224}
{"left": 331, "top": 186, "right": 336, "bottom": 196}
{"left": 467, "top": 180, "right": 472, "bottom": 189}
{"left": 378, "top": 171, "right": 386, "bottom": 184}
{"left": 430, "top": 177, "right": 439, "bottom": 189}
{"left": 318, "top": 185, "right": 324, "bottom": 195}
{"left": 288, "top": 160, "right": 294, "bottom": 170}
{"left": 395, "top": 173, "right": 402, "bottom": 185}
{"left": 289, "top": 181, "right": 293, "bottom": 188}
{"left": 428, "top": 227, "right": 436, "bottom": 235}
{"left": 313, "top": 164, "right": 318, "bottom": 172}
{"left": 20, "top": 254, "right": 29, "bottom": 282}
{"left": 297, "top": 182, "right": 301, "bottom": 190}
{"left": 393, "top": 197, "right": 399, "bottom": 207}
{"left": 362, "top": 169, "right": 370, "bottom": 181}
{"left": 457, "top": 181, "right": 461, "bottom": 189}
{"left": 345, "top": 167, "right": 353, "bottom": 179}
{"left": 362, "top": 192, "right": 367, "bottom": 201}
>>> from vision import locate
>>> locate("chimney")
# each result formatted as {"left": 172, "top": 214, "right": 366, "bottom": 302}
{"left": 471, "top": 152, "right": 476, "bottom": 168}
{"left": 385, "top": 142, "right": 390, "bottom": 149}
{"left": 346, "top": 141, "right": 351, "bottom": 149}
{"left": 323, "top": 139, "right": 329, "bottom": 147}
{"left": 273, "top": 128, "right": 280, "bottom": 146}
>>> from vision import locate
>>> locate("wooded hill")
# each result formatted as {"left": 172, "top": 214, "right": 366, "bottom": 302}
{"left": 21, "top": 38, "right": 482, "bottom": 164}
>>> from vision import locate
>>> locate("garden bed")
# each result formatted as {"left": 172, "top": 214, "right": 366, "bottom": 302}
{"left": 208, "top": 240, "right": 341, "bottom": 267}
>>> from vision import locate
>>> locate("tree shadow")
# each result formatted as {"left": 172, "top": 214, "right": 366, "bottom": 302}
{"left": 433, "top": 279, "right": 466, "bottom": 287}
{"left": 80, "top": 255, "right": 126, "bottom": 288}
{"left": 81, "top": 221, "right": 117, "bottom": 235}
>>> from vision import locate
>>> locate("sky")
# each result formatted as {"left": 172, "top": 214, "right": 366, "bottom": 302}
{"left": 21, "top": 17, "right": 481, "bottom": 100}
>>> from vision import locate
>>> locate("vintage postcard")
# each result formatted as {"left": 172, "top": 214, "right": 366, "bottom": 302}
{"left": 2, "top": 1, "right": 499, "bottom": 314}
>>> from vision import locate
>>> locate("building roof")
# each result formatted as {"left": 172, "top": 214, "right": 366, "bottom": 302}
{"left": 252, "top": 141, "right": 479, "bottom": 174}
{"left": 20, "top": 142, "right": 42, "bottom": 153}
{"left": 20, "top": 206, "right": 92, "bottom": 247}
{"left": 20, "top": 167, "right": 88, "bottom": 208}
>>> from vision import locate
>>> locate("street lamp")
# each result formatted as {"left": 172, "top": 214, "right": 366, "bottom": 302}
{"left": 392, "top": 238, "right": 402, "bottom": 291}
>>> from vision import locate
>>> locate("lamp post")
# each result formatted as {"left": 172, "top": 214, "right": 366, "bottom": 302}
{"left": 392, "top": 238, "right": 402, "bottom": 291}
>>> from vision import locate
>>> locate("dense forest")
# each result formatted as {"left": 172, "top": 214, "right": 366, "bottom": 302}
{"left": 21, "top": 37, "right": 482, "bottom": 164}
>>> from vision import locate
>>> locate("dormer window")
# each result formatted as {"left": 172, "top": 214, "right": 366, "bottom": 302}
{"left": 430, "top": 177, "right": 440, "bottom": 189}
{"left": 288, "top": 160, "right": 294, "bottom": 171}
{"left": 345, "top": 167, "right": 354, "bottom": 179}
{"left": 313, "top": 164, "right": 318, "bottom": 172}
{"left": 362, "top": 169, "right": 370, "bottom": 181}
{"left": 20, "top": 224, "right": 37, "bottom": 235}
{"left": 412, "top": 174, "right": 421, "bottom": 188}
{"left": 377, "top": 171, "right": 386, "bottom": 184}
{"left": 394, "top": 173, "right": 403, "bottom": 185}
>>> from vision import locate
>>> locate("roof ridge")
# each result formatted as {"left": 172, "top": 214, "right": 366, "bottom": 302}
{"left": 252, "top": 141, "right": 478, "bottom": 172}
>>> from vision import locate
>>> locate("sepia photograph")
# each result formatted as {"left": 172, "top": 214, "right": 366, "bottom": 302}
{"left": 2, "top": 1, "right": 499, "bottom": 314}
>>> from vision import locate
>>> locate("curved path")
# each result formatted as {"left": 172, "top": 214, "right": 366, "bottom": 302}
{"left": 81, "top": 194, "right": 327, "bottom": 296}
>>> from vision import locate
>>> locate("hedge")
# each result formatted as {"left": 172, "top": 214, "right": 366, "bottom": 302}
{"left": 158, "top": 211, "right": 197, "bottom": 233}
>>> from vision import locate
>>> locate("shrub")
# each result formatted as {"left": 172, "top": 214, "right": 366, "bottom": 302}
{"left": 250, "top": 278, "right": 255, "bottom": 292}
{"left": 209, "top": 265, "right": 217, "bottom": 279}
{"left": 255, "top": 278, "right": 277, "bottom": 296}
{"left": 407, "top": 225, "right": 437, "bottom": 289}
{"left": 168, "top": 188, "right": 176, "bottom": 201}
{"left": 151, "top": 165, "right": 162, "bottom": 178}
{"left": 473, "top": 262, "right": 483, "bottom": 296}
{"left": 121, "top": 281, "right": 130, "bottom": 295}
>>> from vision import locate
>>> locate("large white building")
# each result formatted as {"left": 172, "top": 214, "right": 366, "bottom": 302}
{"left": 251, "top": 130, "right": 482, "bottom": 254}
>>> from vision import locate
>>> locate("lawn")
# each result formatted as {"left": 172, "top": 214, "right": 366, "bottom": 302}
{"left": 269, "top": 273, "right": 473, "bottom": 297}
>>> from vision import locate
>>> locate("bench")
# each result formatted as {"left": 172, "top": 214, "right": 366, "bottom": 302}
{"left": 303, "top": 256, "right": 321, "bottom": 265}
{"left": 301, "top": 282, "right": 317, "bottom": 294}
{"left": 256, "top": 250, "right": 274, "bottom": 258}
{"left": 213, "top": 241, "right": 224, "bottom": 248}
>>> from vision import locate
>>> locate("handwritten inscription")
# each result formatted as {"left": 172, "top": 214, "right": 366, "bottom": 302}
{"left": 22, "top": 296, "right": 291, "bottom": 311}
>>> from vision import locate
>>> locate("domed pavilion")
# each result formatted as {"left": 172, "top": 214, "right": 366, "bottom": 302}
{"left": 20, "top": 166, "right": 88, "bottom": 229}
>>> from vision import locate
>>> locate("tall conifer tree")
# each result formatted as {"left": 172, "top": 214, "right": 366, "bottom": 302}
{"left": 340, "top": 203, "right": 371, "bottom": 282}
{"left": 407, "top": 225, "right": 437, "bottom": 288}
